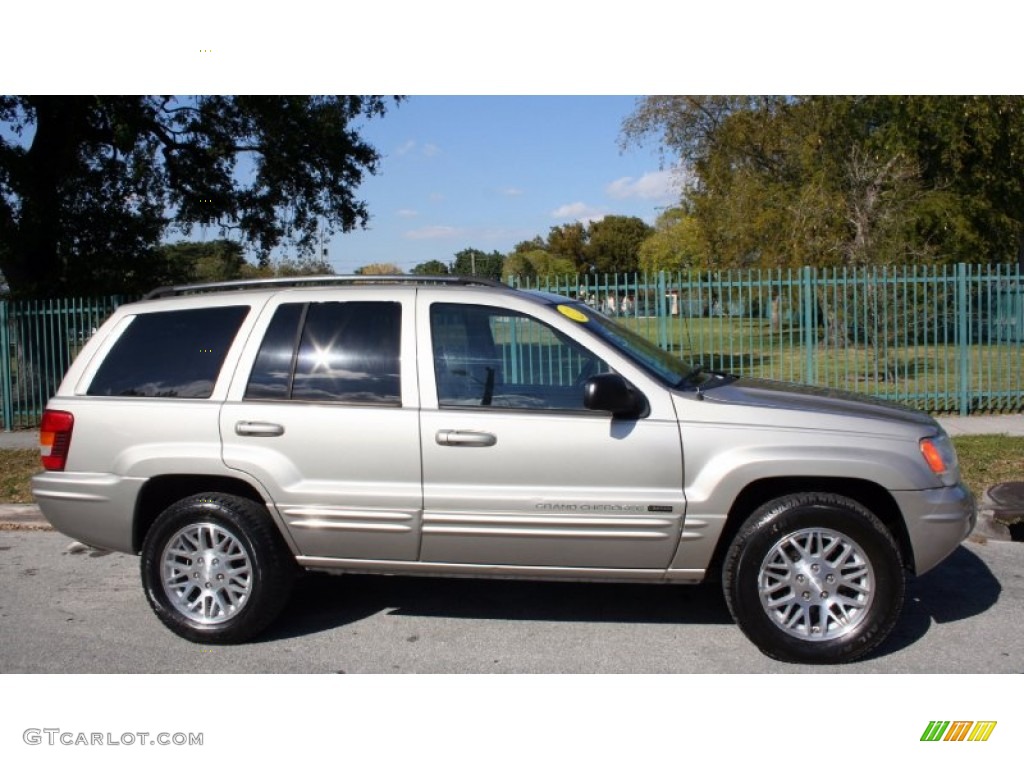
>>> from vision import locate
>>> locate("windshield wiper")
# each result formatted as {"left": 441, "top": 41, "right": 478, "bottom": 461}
{"left": 679, "top": 363, "right": 705, "bottom": 388}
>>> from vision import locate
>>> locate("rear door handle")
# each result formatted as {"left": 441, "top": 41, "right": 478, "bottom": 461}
{"left": 235, "top": 421, "right": 285, "bottom": 437}
{"left": 436, "top": 429, "right": 497, "bottom": 447}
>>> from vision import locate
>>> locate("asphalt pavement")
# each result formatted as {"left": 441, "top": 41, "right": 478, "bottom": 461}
{"left": 1, "top": 528, "right": 1021, "bottom": 672}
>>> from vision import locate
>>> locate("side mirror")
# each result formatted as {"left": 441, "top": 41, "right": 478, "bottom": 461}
{"left": 583, "top": 373, "right": 646, "bottom": 419}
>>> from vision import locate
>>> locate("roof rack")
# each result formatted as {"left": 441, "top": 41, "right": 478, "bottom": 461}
{"left": 144, "top": 274, "right": 514, "bottom": 300}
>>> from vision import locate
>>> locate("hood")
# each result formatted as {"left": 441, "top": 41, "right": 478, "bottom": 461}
{"left": 696, "top": 377, "right": 939, "bottom": 432}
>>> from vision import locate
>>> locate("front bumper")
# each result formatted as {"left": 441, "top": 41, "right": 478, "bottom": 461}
{"left": 31, "top": 471, "right": 144, "bottom": 554}
{"left": 892, "top": 482, "right": 976, "bottom": 575}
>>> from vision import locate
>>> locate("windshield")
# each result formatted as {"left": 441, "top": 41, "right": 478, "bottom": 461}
{"left": 552, "top": 302, "right": 696, "bottom": 386}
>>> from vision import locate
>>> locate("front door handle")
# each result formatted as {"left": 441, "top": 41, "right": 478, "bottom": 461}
{"left": 235, "top": 421, "right": 285, "bottom": 437}
{"left": 436, "top": 429, "right": 497, "bottom": 447}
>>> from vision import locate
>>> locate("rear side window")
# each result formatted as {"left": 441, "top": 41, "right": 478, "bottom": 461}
{"left": 244, "top": 303, "right": 304, "bottom": 399}
{"left": 246, "top": 301, "right": 402, "bottom": 405}
{"left": 87, "top": 306, "right": 249, "bottom": 398}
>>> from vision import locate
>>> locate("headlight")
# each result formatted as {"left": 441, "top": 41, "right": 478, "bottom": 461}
{"left": 920, "top": 432, "right": 959, "bottom": 485}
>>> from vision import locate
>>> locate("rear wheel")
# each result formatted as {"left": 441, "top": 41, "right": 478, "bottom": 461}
{"left": 723, "top": 492, "right": 904, "bottom": 664}
{"left": 141, "top": 493, "right": 296, "bottom": 644}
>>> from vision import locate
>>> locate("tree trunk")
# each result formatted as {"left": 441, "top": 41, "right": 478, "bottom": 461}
{"left": 4, "top": 97, "right": 91, "bottom": 298}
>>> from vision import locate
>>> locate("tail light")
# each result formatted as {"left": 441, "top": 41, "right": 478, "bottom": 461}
{"left": 40, "top": 410, "right": 74, "bottom": 471}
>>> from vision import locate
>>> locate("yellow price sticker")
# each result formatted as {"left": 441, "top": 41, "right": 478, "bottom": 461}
{"left": 557, "top": 305, "right": 589, "bottom": 323}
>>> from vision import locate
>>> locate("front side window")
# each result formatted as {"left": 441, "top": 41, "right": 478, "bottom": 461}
{"left": 87, "top": 306, "right": 249, "bottom": 398}
{"left": 246, "top": 301, "right": 401, "bottom": 405}
{"left": 431, "top": 303, "right": 607, "bottom": 411}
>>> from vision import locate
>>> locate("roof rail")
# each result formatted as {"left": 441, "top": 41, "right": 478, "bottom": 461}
{"left": 143, "top": 274, "right": 513, "bottom": 300}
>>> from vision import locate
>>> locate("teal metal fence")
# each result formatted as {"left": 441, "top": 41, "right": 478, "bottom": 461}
{"left": 1, "top": 264, "right": 1022, "bottom": 430}
{"left": 510, "top": 263, "right": 1024, "bottom": 417}
{"left": 1, "top": 296, "right": 127, "bottom": 430}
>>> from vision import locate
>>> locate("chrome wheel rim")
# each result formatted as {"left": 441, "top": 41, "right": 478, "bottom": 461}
{"left": 160, "top": 523, "right": 253, "bottom": 625}
{"left": 758, "top": 527, "right": 875, "bottom": 642}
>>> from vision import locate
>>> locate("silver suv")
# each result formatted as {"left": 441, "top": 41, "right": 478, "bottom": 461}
{"left": 32, "top": 276, "right": 975, "bottom": 663}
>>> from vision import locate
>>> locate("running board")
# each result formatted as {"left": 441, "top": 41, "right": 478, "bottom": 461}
{"left": 295, "top": 556, "right": 705, "bottom": 584}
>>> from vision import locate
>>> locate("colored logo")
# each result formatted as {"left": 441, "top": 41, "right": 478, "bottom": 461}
{"left": 920, "top": 721, "right": 997, "bottom": 742}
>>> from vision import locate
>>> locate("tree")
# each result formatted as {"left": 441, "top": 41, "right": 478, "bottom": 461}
{"left": 502, "top": 252, "right": 537, "bottom": 281}
{"left": 243, "top": 258, "right": 335, "bottom": 278}
{"left": 502, "top": 249, "right": 575, "bottom": 282}
{"left": 0, "top": 95, "right": 402, "bottom": 297}
{"left": 411, "top": 259, "right": 450, "bottom": 275}
{"left": 621, "top": 95, "right": 1024, "bottom": 269}
{"left": 637, "top": 206, "right": 708, "bottom": 272}
{"left": 355, "top": 262, "right": 402, "bottom": 275}
{"left": 585, "top": 215, "right": 653, "bottom": 273}
{"left": 546, "top": 223, "right": 588, "bottom": 271}
{"left": 155, "top": 239, "right": 248, "bottom": 284}
{"left": 450, "top": 248, "right": 504, "bottom": 280}
{"left": 511, "top": 236, "right": 546, "bottom": 255}
{"left": 879, "top": 96, "right": 1024, "bottom": 266}
{"left": 620, "top": 96, "right": 778, "bottom": 168}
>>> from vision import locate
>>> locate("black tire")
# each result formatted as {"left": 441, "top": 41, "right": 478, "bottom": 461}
{"left": 141, "top": 493, "right": 297, "bottom": 644}
{"left": 723, "top": 492, "right": 904, "bottom": 664}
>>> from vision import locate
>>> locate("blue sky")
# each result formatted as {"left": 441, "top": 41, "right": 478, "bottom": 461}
{"left": 316, "top": 96, "right": 681, "bottom": 273}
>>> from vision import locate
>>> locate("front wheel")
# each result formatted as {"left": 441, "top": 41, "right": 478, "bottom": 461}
{"left": 723, "top": 492, "right": 905, "bottom": 664}
{"left": 141, "top": 493, "right": 296, "bottom": 644}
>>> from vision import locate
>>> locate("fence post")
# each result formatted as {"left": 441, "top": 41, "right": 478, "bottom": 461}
{"left": 657, "top": 271, "right": 669, "bottom": 350}
{"left": 957, "top": 262, "right": 971, "bottom": 416}
{"left": 0, "top": 300, "right": 11, "bottom": 431}
{"left": 802, "top": 266, "right": 817, "bottom": 384}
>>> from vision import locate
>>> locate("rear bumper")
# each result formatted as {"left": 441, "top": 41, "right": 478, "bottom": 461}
{"left": 893, "top": 482, "right": 976, "bottom": 575}
{"left": 31, "top": 472, "right": 144, "bottom": 553}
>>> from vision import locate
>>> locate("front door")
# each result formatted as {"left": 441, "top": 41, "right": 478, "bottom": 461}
{"left": 418, "top": 296, "right": 685, "bottom": 570}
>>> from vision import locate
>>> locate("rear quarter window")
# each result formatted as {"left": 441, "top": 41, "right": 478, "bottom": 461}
{"left": 86, "top": 306, "right": 249, "bottom": 398}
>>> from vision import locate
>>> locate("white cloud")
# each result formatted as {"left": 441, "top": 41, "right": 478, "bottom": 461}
{"left": 396, "top": 208, "right": 419, "bottom": 218}
{"left": 605, "top": 168, "right": 682, "bottom": 201}
{"left": 405, "top": 225, "right": 462, "bottom": 240}
{"left": 394, "top": 140, "right": 441, "bottom": 158}
{"left": 501, "top": 187, "right": 525, "bottom": 197}
{"left": 551, "top": 202, "right": 604, "bottom": 223}
{"left": 428, "top": 192, "right": 445, "bottom": 203}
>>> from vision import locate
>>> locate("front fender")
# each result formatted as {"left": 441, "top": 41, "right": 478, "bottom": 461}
{"left": 670, "top": 423, "right": 937, "bottom": 572}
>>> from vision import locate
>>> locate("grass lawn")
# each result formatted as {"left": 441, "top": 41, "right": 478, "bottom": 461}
{"left": 951, "top": 435, "right": 1024, "bottom": 500}
{"left": 1, "top": 437, "right": 1022, "bottom": 506}
{"left": 0, "top": 449, "right": 40, "bottom": 504}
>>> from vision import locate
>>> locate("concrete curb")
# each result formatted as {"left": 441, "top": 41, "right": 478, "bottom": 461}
{"left": 0, "top": 504, "right": 51, "bottom": 530}
{"left": 938, "top": 415, "right": 1024, "bottom": 437}
{"left": 0, "top": 431, "right": 42, "bottom": 450}
{"left": 972, "top": 508, "right": 1015, "bottom": 542}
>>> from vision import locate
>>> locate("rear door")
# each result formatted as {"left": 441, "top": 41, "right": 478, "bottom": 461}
{"left": 221, "top": 289, "right": 422, "bottom": 560}
{"left": 417, "top": 292, "right": 686, "bottom": 570}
